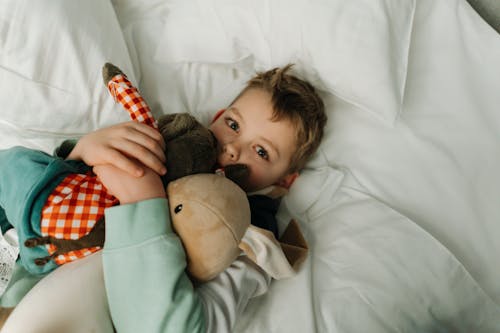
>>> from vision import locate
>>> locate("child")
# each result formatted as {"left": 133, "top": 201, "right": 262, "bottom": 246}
{"left": 91, "top": 65, "right": 327, "bottom": 332}
{"left": 2, "top": 65, "right": 327, "bottom": 332}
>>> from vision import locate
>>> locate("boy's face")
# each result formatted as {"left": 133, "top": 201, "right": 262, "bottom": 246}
{"left": 210, "top": 88, "right": 297, "bottom": 192}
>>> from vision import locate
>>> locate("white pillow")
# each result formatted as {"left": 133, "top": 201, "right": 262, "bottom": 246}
{"left": 0, "top": 0, "right": 134, "bottom": 151}
{"left": 154, "top": 0, "right": 416, "bottom": 124}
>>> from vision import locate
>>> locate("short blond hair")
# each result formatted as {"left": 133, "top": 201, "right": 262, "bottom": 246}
{"left": 232, "top": 64, "right": 327, "bottom": 173}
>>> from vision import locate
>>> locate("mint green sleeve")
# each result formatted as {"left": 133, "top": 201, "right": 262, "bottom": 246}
{"left": 102, "top": 198, "right": 205, "bottom": 333}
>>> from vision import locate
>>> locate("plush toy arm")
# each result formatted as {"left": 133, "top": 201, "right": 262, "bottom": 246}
{"left": 24, "top": 218, "right": 106, "bottom": 266}
{"left": 102, "top": 62, "right": 158, "bottom": 129}
{"left": 238, "top": 220, "right": 309, "bottom": 280}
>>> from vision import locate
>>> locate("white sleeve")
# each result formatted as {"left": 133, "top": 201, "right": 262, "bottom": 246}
{"left": 197, "top": 255, "right": 271, "bottom": 333}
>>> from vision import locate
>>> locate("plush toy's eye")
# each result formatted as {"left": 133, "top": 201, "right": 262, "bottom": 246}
{"left": 174, "top": 204, "right": 183, "bottom": 214}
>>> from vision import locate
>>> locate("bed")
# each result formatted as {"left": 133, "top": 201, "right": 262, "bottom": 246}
{"left": 1, "top": 0, "right": 500, "bottom": 331}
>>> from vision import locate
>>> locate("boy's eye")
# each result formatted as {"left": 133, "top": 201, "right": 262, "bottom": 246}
{"left": 256, "top": 146, "right": 269, "bottom": 160}
{"left": 225, "top": 118, "right": 239, "bottom": 132}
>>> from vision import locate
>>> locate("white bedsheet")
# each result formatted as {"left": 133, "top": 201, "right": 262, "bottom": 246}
{"left": 1, "top": 0, "right": 500, "bottom": 331}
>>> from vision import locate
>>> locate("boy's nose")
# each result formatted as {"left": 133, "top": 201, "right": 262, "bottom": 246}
{"left": 223, "top": 143, "right": 239, "bottom": 161}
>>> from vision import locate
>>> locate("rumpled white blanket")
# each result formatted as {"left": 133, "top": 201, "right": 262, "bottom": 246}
{"left": 1, "top": 0, "right": 499, "bottom": 331}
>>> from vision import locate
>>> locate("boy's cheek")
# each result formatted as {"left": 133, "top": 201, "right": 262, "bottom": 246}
{"left": 245, "top": 168, "right": 271, "bottom": 192}
{"left": 209, "top": 122, "right": 225, "bottom": 144}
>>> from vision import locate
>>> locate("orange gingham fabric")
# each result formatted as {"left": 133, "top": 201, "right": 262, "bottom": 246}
{"left": 39, "top": 72, "right": 157, "bottom": 265}
{"left": 107, "top": 74, "right": 158, "bottom": 129}
{"left": 41, "top": 173, "right": 119, "bottom": 264}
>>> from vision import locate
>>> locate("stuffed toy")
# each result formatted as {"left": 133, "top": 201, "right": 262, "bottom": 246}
{"left": 101, "top": 62, "right": 249, "bottom": 186}
{"left": 0, "top": 63, "right": 250, "bottom": 281}
{"left": 166, "top": 173, "right": 250, "bottom": 281}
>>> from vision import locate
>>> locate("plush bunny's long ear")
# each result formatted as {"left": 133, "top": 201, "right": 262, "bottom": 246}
{"left": 238, "top": 219, "right": 308, "bottom": 280}
{"left": 103, "top": 62, "right": 158, "bottom": 129}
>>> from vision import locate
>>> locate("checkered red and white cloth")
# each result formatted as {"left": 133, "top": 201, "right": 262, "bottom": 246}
{"left": 40, "top": 72, "right": 157, "bottom": 264}
{"left": 41, "top": 173, "right": 118, "bottom": 264}
{"left": 107, "top": 74, "right": 158, "bottom": 129}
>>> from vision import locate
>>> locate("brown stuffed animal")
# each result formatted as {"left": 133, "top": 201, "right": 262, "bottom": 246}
{"left": 156, "top": 112, "right": 248, "bottom": 186}
{"left": 167, "top": 173, "right": 250, "bottom": 281}
{"left": 21, "top": 63, "right": 249, "bottom": 279}
{"left": 102, "top": 62, "right": 249, "bottom": 187}
{"left": 102, "top": 63, "right": 252, "bottom": 281}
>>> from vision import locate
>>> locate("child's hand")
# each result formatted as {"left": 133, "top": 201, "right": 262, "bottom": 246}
{"left": 68, "top": 121, "right": 167, "bottom": 177}
{"left": 93, "top": 164, "right": 166, "bottom": 204}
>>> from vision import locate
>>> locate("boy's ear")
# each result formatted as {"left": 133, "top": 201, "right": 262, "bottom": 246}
{"left": 276, "top": 172, "right": 299, "bottom": 189}
{"left": 211, "top": 109, "right": 226, "bottom": 123}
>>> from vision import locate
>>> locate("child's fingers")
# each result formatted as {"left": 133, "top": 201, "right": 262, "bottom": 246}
{"left": 104, "top": 150, "right": 145, "bottom": 177}
{"left": 70, "top": 121, "right": 167, "bottom": 176}
{"left": 110, "top": 138, "right": 167, "bottom": 176}
{"left": 128, "top": 122, "right": 166, "bottom": 152}
{"left": 119, "top": 122, "right": 167, "bottom": 163}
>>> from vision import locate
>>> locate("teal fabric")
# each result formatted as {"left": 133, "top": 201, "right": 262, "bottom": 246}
{"left": 103, "top": 198, "right": 205, "bottom": 333}
{"left": 0, "top": 146, "right": 91, "bottom": 275}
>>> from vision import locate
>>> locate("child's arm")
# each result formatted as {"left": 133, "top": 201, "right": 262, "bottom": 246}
{"left": 197, "top": 257, "right": 271, "bottom": 331}
{"left": 103, "top": 198, "right": 205, "bottom": 333}
{"left": 66, "top": 121, "right": 167, "bottom": 177}
{"left": 93, "top": 164, "right": 165, "bottom": 204}
{"left": 102, "top": 198, "right": 271, "bottom": 333}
